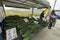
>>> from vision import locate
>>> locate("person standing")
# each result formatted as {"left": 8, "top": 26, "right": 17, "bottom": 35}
{"left": 40, "top": 11, "right": 44, "bottom": 21}
{"left": 40, "top": 11, "right": 44, "bottom": 26}
{"left": 48, "top": 10, "right": 57, "bottom": 29}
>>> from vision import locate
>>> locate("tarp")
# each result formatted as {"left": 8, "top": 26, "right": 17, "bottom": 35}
{"left": 0, "top": 0, "right": 50, "bottom": 8}
{"left": 36, "top": 0, "right": 50, "bottom": 7}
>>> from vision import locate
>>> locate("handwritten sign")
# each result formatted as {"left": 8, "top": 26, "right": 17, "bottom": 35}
{"left": 6, "top": 28, "right": 17, "bottom": 40}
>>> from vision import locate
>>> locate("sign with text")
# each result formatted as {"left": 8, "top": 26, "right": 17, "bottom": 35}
{"left": 6, "top": 28, "right": 17, "bottom": 40}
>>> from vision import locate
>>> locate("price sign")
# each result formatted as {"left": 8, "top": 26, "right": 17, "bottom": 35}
{"left": 6, "top": 28, "right": 17, "bottom": 40}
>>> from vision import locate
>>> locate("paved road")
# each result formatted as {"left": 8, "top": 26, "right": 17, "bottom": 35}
{"left": 31, "top": 19, "right": 60, "bottom": 40}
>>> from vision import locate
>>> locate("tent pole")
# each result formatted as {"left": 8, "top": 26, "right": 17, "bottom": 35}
{"left": 32, "top": 8, "right": 34, "bottom": 17}
{"left": 1, "top": 2, "right": 6, "bottom": 18}
{"left": 48, "top": 7, "right": 51, "bottom": 16}
{"left": 53, "top": 0, "right": 57, "bottom": 9}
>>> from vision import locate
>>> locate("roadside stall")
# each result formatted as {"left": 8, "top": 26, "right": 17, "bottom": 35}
{"left": 0, "top": 0, "right": 50, "bottom": 40}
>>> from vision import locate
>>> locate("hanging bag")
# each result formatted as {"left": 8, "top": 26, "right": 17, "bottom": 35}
{"left": 51, "top": 15, "right": 56, "bottom": 19}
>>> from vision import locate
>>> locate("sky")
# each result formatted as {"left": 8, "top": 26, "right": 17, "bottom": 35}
{"left": 55, "top": 0, "right": 60, "bottom": 10}
{"left": 47, "top": 0, "right": 60, "bottom": 10}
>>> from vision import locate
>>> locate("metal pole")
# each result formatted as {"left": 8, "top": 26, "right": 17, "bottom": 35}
{"left": 32, "top": 8, "right": 34, "bottom": 17}
{"left": 1, "top": 2, "right": 6, "bottom": 18}
{"left": 53, "top": 0, "right": 57, "bottom": 9}
{"left": 47, "top": 7, "right": 51, "bottom": 14}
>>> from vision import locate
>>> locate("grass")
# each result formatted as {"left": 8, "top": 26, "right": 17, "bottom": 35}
{"left": 5, "top": 10, "right": 41, "bottom": 17}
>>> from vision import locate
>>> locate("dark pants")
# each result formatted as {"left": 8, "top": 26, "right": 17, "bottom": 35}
{"left": 48, "top": 22, "right": 52, "bottom": 29}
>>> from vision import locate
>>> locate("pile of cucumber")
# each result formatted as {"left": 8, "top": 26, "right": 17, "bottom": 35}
{"left": 2, "top": 15, "right": 48, "bottom": 40}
